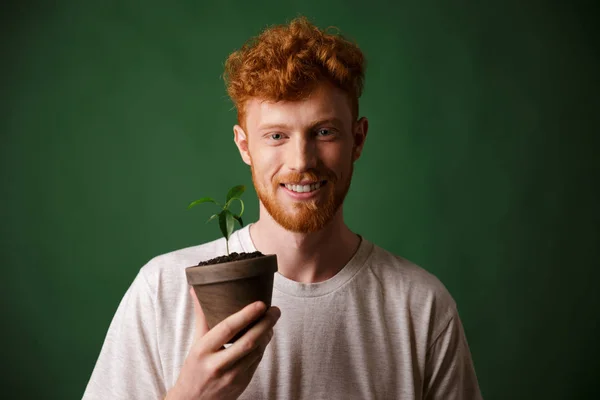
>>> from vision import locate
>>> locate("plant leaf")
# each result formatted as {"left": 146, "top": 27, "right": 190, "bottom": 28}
{"left": 206, "top": 214, "right": 218, "bottom": 224}
{"left": 234, "top": 215, "right": 244, "bottom": 228}
{"left": 219, "top": 210, "right": 235, "bottom": 241}
{"left": 187, "top": 197, "right": 217, "bottom": 210}
{"left": 226, "top": 185, "right": 246, "bottom": 202}
{"left": 225, "top": 197, "right": 245, "bottom": 217}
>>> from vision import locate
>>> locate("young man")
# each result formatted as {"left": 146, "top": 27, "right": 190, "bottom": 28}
{"left": 83, "top": 16, "right": 482, "bottom": 400}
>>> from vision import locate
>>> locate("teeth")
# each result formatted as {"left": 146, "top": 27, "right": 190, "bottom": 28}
{"left": 285, "top": 182, "right": 322, "bottom": 193}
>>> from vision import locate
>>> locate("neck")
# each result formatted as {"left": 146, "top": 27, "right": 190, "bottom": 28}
{"left": 248, "top": 204, "right": 361, "bottom": 283}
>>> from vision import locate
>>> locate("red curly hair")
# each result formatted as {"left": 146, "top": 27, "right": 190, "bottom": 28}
{"left": 223, "top": 16, "right": 366, "bottom": 129}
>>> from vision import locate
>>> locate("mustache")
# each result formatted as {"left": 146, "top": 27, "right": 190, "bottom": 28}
{"left": 275, "top": 170, "right": 336, "bottom": 185}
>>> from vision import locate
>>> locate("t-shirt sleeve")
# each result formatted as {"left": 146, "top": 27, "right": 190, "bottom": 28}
{"left": 82, "top": 268, "right": 166, "bottom": 400}
{"left": 423, "top": 310, "right": 483, "bottom": 400}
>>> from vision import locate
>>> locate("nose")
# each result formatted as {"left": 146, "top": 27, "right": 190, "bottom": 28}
{"left": 288, "top": 136, "right": 317, "bottom": 172}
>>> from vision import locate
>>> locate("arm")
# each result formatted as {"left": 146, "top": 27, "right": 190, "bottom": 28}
{"left": 424, "top": 311, "right": 483, "bottom": 400}
{"left": 164, "top": 288, "right": 280, "bottom": 400}
{"left": 83, "top": 269, "right": 281, "bottom": 400}
{"left": 83, "top": 269, "right": 166, "bottom": 399}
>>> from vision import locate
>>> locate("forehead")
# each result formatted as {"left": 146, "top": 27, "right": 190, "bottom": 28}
{"left": 244, "top": 83, "right": 353, "bottom": 132}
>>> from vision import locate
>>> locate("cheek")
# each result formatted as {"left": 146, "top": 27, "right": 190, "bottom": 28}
{"left": 321, "top": 145, "right": 352, "bottom": 173}
{"left": 250, "top": 145, "right": 280, "bottom": 180}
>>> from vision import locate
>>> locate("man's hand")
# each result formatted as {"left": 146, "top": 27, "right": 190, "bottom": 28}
{"left": 165, "top": 287, "right": 281, "bottom": 400}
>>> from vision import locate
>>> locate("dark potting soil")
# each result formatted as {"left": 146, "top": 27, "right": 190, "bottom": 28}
{"left": 196, "top": 251, "right": 265, "bottom": 266}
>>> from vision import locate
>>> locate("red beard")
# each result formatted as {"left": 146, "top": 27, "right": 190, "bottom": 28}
{"left": 250, "top": 163, "right": 353, "bottom": 233}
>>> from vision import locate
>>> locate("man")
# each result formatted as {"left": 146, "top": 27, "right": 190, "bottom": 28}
{"left": 83, "top": 16, "right": 482, "bottom": 400}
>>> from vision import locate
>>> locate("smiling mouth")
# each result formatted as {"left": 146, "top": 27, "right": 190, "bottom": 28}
{"left": 280, "top": 180, "right": 327, "bottom": 193}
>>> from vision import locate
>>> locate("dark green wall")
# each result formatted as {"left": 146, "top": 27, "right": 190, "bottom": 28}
{"left": 2, "top": 1, "right": 598, "bottom": 399}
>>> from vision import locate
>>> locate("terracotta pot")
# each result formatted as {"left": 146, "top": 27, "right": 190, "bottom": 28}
{"left": 185, "top": 254, "right": 278, "bottom": 343}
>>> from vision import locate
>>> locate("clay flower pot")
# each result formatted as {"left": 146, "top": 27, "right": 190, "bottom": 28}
{"left": 185, "top": 252, "right": 278, "bottom": 343}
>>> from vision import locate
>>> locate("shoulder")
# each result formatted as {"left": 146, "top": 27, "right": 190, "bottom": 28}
{"left": 137, "top": 235, "right": 228, "bottom": 293}
{"left": 368, "top": 243, "right": 453, "bottom": 301}
{"left": 365, "top": 241, "right": 458, "bottom": 335}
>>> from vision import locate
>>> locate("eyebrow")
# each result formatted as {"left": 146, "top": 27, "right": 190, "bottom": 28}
{"left": 258, "top": 117, "right": 345, "bottom": 132}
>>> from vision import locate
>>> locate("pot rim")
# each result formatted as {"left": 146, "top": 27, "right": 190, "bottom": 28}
{"left": 185, "top": 253, "right": 278, "bottom": 286}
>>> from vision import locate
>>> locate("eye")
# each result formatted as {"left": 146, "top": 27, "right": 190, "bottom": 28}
{"left": 316, "top": 128, "right": 333, "bottom": 137}
{"left": 264, "top": 132, "right": 287, "bottom": 145}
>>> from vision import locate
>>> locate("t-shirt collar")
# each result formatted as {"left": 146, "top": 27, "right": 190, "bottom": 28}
{"left": 235, "top": 223, "right": 374, "bottom": 298}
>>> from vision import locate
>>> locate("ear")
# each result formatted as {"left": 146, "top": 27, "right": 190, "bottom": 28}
{"left": 352, "top": 117, "right": 369, "bottom": 161}
{"left": 233, "top": 125, "right": 252, "bottom": 166}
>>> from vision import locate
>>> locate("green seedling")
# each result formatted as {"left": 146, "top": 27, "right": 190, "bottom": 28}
{"left": 188, "top": 184, "right": 246, "bottom": 255}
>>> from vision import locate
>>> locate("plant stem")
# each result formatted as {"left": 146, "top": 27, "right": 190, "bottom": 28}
{"left": 226, "top": 240, "right": 229, "bottom": 256}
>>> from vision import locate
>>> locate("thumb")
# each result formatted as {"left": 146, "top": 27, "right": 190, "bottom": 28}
{"left": 189, "top": 286, "right": 210, "bottom": 338}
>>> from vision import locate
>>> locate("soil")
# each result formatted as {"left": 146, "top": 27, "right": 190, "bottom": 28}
{"left": 196, "top": 251, "right": 265, "bottom": 266}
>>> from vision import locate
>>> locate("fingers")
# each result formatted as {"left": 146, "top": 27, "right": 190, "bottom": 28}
{"left": 240, "top": 328, "right": 274, "bottom": 373}
{"left": 220, "top": 327, "right": 274, "bottom": 386}
{"left": 215, "top": 306, "right": 280, "bottom": 370}
{"left": 244, "top": 347, "right": 265, "bottom": 376}
{"left": 200, "top": 301, "right": 269, "bottom": 353}
{"left": 189, "top": 286, "right": 210, "bottom": 339}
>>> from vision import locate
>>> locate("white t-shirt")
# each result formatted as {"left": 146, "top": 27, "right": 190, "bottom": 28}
{"left": 83, "top": 224, "right": 482, "bottom": 399}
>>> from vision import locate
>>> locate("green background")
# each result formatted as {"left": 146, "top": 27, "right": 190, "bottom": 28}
{"left": 2, "top": 1, "right": 598, "bottom": 399}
